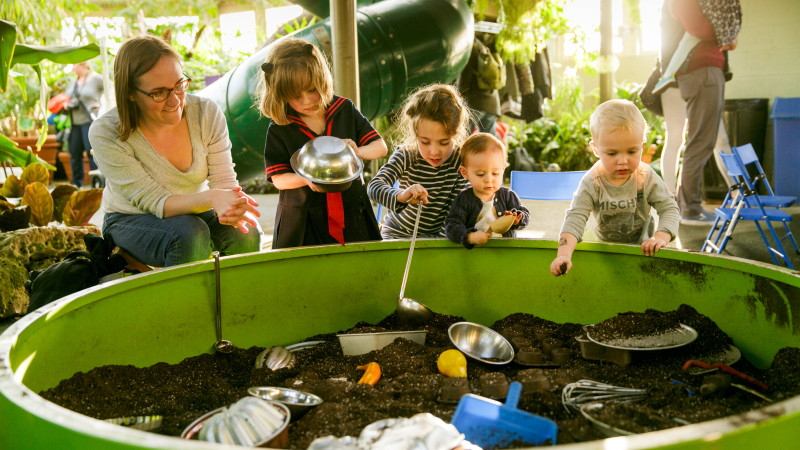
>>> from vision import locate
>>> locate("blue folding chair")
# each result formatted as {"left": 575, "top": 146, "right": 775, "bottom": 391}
{"left": 732, "top": 143, "right": 797, "bottom": 208}
{"left": 510, "top": 170, "right": 588, "bottom": 201}
{"left": 702, "top": 152, "right": 799, "bottom": 269}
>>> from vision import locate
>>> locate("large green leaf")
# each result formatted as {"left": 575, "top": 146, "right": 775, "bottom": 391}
{"left": 0, "top": 134, "right": 56, "bottom": 170}
{"left": 0, "top": 19, "right": 16, "bottom": 93}
{"left": 10, "top": 43, "right": 100, "bottom": 66}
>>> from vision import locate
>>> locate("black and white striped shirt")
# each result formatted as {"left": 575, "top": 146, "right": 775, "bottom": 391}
{"left": 367, "top": 146, "right": 469, "bottom": 239}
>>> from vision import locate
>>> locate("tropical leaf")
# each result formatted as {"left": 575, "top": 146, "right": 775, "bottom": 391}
{"left": 0, "top": 134, "right": 56, "bottom": 169}
{"left": 0, "top": 199, "right": 15, "bottom": 212}
{"left": 22, "top": 181, "right": 52, "bottom": 226}
{"left": 0, "top": 19, "right": 16, "bottom": 93}
{"left": 62, "top": 188, "right": 102, "bottom": 227}
{"left": 20, "top": 161, "right": 49, "bottom": 185}
{"left": 0, "top": 174, "right": 24, "bottom": 197}
{"left": 51, "top": 183, "right": 78, "bottom": 222}
{"left": 10, "top": 43, "right": 100, "bottom": 66}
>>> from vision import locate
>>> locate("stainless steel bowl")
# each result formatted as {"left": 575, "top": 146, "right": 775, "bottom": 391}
{"left": 248, "top": 386, "right": 323, "bottom": 419}
{"left": 181, "top": 397, "right": 290, "bottom": 447}
{"left": 290, "top": 136, "right": 363, "bottom": 192}
{"left": 448, "top": 322, "right": 515, "bottom": 365}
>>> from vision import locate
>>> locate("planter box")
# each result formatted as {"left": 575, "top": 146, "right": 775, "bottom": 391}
{"left": 9, "top": 135, "right": 60, "bottom": 184}
{"left": 57, "top": 152, "right": 91, "bottom": 186}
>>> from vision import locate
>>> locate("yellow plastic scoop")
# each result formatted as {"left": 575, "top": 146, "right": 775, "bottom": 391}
{"left": 489, "top": 215, "right": 515, "bottom": 234}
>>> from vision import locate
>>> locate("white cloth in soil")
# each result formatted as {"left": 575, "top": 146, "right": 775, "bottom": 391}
{"left": 308, "top": 413, "right": 468, "bottom": 450}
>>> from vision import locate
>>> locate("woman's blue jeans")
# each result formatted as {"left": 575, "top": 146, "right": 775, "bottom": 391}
{"left": 103, "top": 210, "right": 262, "bottom": 267}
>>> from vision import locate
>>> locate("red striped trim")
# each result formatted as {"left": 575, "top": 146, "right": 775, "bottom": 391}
{"left": 359, "top": 130, "right": 378, "bottom": 146}
{"left": 325, "top": 97, "right": 347, "bottom": 121}
{"left": 265, "top": 164, "right": 291, "bottom": 175}
{"left": 298, "top": 128, "right": 315, "bottom": 140}
{"left": 326, "top": 121, "right": 333, "bottom": 136}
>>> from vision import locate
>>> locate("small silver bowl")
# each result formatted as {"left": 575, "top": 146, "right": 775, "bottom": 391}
{"left": 448, "top": 322, "right": 515, "bottom": 365}
{"left": 181, "top": 397, "right": 290, "bottom": 447}
{"left": 290, "top": 136, "right": 363, "bottom": 193}
{"left": 248, "top": 386, "right": 323, "bottom": 419}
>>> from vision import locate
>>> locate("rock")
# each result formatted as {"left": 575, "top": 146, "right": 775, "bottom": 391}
{"left": 0, "top": 225, "right": 100, "bottom": 317}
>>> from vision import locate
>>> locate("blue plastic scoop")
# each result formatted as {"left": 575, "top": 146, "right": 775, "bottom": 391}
{"left": 451, "top": 381, "right": 557, "bottom": 448}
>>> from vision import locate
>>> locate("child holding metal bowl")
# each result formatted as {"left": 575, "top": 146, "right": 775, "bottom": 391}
{"left": 258, "top": 38, "right": 388, "bottom": 249}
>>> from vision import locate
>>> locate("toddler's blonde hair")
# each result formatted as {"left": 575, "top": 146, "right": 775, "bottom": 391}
{"left": 460, "top": 132, "right": 507, "bottom": 167}
{"left": 257, "top": 38, "right": 334, "bottom": 125}
{"left": 589, "top": 99, "right": 648, "bottom": 143}
{"left": 396, "top": 84, "right": 470, "bottom": 150}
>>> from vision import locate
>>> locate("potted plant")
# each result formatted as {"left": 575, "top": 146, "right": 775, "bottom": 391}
{"left": 0, "top": 18, "right": 100, "bottom": 174}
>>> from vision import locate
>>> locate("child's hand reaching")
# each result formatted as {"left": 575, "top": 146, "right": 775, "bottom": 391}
{"left": 503, "top": 210, "right": 523, "bottom": 225}
{"left": 467, "top": 230, "right": 492, "bottom": 246}
{"left": 550, "top": 256, "right": 571, "bottom": 277}
{"left": 398, "top": 184, "right": 429, "bottom": 204}
{"left": 641, "top": 231, "right": 670, "bottom": 256}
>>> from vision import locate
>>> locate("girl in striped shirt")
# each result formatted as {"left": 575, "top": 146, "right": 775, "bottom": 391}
{"left": 368, "top": 84, "right": 471, "bottom": 239}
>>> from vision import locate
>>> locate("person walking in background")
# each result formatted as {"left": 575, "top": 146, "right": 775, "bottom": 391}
{"left": 660, "top": 0, "right": 741, "bottom": 224}
{"left": 659, "top": 0, "right": 741, "bottom": 199}
{"left": 65, "top": 61, "right": 103, "bottom": 187}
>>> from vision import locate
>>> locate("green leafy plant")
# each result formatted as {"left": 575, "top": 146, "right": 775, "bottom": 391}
{"left": 0, "top": 162, "right": 102, "bottom": 230}
{"left": 1, "top": 18, "right": 100, "bottom": 168}
{"left": 276, "top": 16, "right": 317, "bottom": 39}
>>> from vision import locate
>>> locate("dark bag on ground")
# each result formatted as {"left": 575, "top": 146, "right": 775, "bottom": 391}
{"left": 25, "top": 233, "right": 126, "bottom": 313}
{"left": 639, "top": 60, "right": 664, "bottom": 116}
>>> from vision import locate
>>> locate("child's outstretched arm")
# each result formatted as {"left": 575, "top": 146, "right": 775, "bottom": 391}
{"left": 550, "top": 232, "right": 578, "bottom": 276}
{"left": 445, "top": 192, "right": 489, "bottom": 249}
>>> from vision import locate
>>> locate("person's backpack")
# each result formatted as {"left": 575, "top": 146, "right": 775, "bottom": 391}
{"left": 475, "top": 39, "right": 506, "bottom": 91}
{"left": 24, "top": 233, "right": 127, "bottom": 313}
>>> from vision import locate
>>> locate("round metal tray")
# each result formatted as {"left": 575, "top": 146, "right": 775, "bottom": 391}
{"left": 585, "top": 323, "right": 698, "bottom": 351}
{"left": 686, "top": 345, "right": 742, "bottom": 375}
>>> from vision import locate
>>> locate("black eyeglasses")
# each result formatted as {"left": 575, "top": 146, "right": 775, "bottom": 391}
{"left": 134, "top": 76, "right": 191, "bottom": 102}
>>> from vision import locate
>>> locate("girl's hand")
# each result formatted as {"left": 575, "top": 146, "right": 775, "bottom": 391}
{"left": 550, "top": 256, "right": 571, "bottom": 277}
{"left": 398, "top": 184, "right": 429, "bottom": 204}
{"left": 342, "top": 138, "right": 358, "bottom": 152}
{"left": 467, "top": 230, "right": 491, "bottom": 245}
{"left": 504, "top": 210, "right": 523, "bottom": 225}
{"left": 306, "top": 178, "right": 326, "bottom": 193}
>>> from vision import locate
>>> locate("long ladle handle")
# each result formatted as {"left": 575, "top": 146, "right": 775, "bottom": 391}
{"left": 213, "top": 251, "right": 222, "bottom": 342}
{"left": 399, "top": 204, "right": 422, "bottom": 299}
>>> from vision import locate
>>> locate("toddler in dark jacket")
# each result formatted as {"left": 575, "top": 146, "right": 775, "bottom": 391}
{"left": 445, "top": 133, "right": 529, "bottom": 249}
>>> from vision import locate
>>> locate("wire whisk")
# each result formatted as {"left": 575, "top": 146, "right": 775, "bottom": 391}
{"left": 562, "top": 379, "right": 647, "bottom": 413}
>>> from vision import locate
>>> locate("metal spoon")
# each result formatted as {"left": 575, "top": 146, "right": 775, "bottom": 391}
{"left": 396, "top": 204, "right": 434, "bottom": 323}
{"left": 213, "top": 251, "right": 234, "bottom": 353}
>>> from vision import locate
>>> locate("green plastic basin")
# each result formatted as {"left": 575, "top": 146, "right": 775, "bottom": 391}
{"left": 1, "top": 239, "right": 799, "bottom": 449}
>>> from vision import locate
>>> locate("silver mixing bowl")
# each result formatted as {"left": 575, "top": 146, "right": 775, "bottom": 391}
{"left": 248, "top": 386, "right": 323, "bottom": 419}
{"left": 448, "top": 322, "right": 515, "bottom": 365}
{"left": 290, "top": 136, "right": 363, "bottom": 192}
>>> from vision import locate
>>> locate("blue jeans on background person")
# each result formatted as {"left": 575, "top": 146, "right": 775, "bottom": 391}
{"left": 103, "top": 210, "right": 262, "bottom": 268}
{"left": 68, "top": 122, "right": 98, "bottom": 187}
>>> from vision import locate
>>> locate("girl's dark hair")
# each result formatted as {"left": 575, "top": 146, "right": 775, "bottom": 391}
{"left": 396, "top": 84, "right": 470, "bottom": 150}
{"left": 114, "top": 35, "right": 182, "bottom": 142}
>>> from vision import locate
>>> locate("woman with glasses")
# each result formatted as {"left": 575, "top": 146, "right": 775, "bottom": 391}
{"left": 88, "top": 35, "right": 262, "bottom": 268}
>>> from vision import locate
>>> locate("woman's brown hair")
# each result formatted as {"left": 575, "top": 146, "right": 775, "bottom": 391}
{"left": 257, "top": 38, "right": 333, "bottom": 125}
{"left": 396, "top": 84, "right": 471, "bottom": 150}
{"left": 114, "top": 35, "right": 182, "bottom": 141}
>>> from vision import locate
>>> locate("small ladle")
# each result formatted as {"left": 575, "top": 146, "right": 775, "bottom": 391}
{"left": 213, "top": 251, "right": 234, "bottom": 353}
{"left": 396, "top": 204, "right": 434, "bottom": 324}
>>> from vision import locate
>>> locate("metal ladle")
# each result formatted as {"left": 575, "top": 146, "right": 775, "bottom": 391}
{"left": 396, "top": 204, "right": 434, "bottom": 323}
{"left": 213, "top": 251, "right": 234, "bottom": 353}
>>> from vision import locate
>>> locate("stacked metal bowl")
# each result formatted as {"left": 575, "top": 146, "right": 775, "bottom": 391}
{"left": 182, "top": 397, "right": 290, "bottom": 447}
{"left": 290, "top": 136, "right": 363, "bottom": 192}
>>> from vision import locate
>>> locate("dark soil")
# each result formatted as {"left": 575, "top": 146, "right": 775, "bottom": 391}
{"left": 40, "top": 304, "right": 800, "bottom": 448}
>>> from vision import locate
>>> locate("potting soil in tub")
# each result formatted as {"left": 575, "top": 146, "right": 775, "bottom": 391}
{"left": 40, "top": 305, "right": 800, "bottom": 448}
